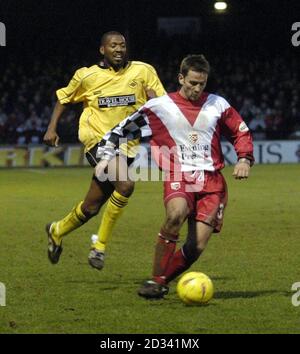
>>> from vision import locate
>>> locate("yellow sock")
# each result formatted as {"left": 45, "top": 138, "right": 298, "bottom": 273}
{"left": 52, "top": 201, "right": 87, "bottom": 244}
{"left": 93, "top": 191, "right": 128, "bottom": 252}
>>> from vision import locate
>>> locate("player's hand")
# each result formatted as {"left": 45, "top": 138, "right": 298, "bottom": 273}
{"left": 95, "top": 159, "right": 109, "bottom": 181}
{"left": 43, "top": 129, "right": 60, "bottom": 147}
{"left": 96, "top": 145, "right": 106, "bottom": 159}
{"left": 232, "top": 159, "right": 251, "bottom": 179}
{"left": 97, "top": 142, "right": 116, "bottom": 160}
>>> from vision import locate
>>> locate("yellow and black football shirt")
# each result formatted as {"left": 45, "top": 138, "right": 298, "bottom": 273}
{"left": 56, "top": 61, "right": 165, "bottom": 154}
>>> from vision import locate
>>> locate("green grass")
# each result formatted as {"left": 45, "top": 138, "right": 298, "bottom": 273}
{"left": 0, "top": 164, "right": 300, "bottom": 333}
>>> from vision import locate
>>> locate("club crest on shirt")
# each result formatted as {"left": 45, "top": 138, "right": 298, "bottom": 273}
{"left": 170, "top": 182, "right": 181, "bottom": 191}
{"left": 188, "top": 132, "right": 199, "bottom": 145}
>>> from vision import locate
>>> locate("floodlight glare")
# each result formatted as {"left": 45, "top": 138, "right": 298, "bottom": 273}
{"left": 214, "top": 2, "right": 228, "bottom": 11}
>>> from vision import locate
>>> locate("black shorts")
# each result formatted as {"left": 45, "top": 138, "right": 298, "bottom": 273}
{"left": 85, "top": 144, "right": 135, "bottom": 195}
{"left": 85, "top": 144, "right": 135, "bottom": 168}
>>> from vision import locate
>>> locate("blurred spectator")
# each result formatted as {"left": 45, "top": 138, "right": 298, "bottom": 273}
{"left": 0, "top": 47, "right": 299, "bottom": 145}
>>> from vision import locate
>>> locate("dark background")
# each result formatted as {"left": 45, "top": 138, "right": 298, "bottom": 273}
{"left": 1, "top": 0, "right": 300, "bottom": 62}
{"left": 0, "top": 0, "right": 299, "bottom": 144}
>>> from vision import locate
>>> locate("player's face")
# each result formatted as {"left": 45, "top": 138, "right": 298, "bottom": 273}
{"left": 179, "top": 70, "right": 208, "bottom": 101}
{"left": 100, "top": 35, "right": 127, "bottom": 68}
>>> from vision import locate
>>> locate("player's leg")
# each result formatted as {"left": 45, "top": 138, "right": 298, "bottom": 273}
{"left": 47, "top": 176, "right": 111, "bottom": 264}
{"left": 163, "top": 219, "right": 213, "bottom": 284}
{"left": 138, "top": 197, "right": 190, "bottom": 299}
{"left": 138, "top": 174, "right": 228, "bottom": 299}
{"left": 161, "top": 172, "right": 228, "bottom": 284}
{"left": 153, "top": 197, "right": 190, "bottom": 282}
{"left": 156, "top": 188, "right": 228, "bottom": 295}
{"left": 138, "top": 219, "right": 214, "bottom": 299}
{"left": 90, "top": 155, "right": 134, "bottom": 268}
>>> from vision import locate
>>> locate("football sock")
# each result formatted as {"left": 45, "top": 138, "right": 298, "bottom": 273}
{"left": 51, "top": 201, "right": 87, "bottom": 244}
{"left": 163, "top": 248, "right": 190, "bottom": 284}
{"left": 93, "top": 191, "right": 128, "bottom": 252}
{"left": 163, "top": 246, "right": 202, "bottom": 284}
{"left": 152, "top": 229, "right": 178, "bottom": 285}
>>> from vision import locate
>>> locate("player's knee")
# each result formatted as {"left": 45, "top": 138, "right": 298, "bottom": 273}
{"left": 115, "top": 181, "right": 135, "bottom": 198}
{"left": 165, "top": 209, "right": 186, "bottom": 229}
{"left": 81, "top": 203, "right": 101, "bottom": 219}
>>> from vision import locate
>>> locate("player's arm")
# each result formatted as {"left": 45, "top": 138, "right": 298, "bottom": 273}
{"left": 98, "top": 108, "right": 152, "bottom": 159}
{"left": 144, "top": 65, "right": 166, "bottom": 99}
{"left": 43, "top": 101, "right": 67, "bottom": 147}
{"left": 95, "top": 109, "right": 152, "bottom": 179}
{"left": 43, "top": 68, "right": 85, "bottom": 146}
{"left": 220, "top": 103, "right": 254, "bottom": 179}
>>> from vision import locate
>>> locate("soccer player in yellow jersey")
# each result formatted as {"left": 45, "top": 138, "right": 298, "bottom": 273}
{"left": 43, "top": 31, "right": 165, "bottom": 269}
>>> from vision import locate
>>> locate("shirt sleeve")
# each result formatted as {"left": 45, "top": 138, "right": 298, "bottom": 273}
{"left": 220, "top": 104, "right": 254, "bottom": 165}
{"left": 144, "top": 65, "right": 166, "bottom": 98}
{"left": 56, "top": 67, "right": 87, "bottom": 104}
{"left": 100, "top": 108, "right": 152, "bottom": 152}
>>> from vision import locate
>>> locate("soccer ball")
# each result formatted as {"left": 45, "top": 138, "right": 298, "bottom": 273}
{"left": 177, "top": 272, "right": 214, "bottom": 305}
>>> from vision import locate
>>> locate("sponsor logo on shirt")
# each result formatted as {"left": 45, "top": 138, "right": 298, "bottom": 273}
{"left": 239, "top": 122, "right": 249, "bottom": 132}
{"left": 129, "top": 80, "right": 138, "bottom": 88}
{"left": 98, "top": 94, "right": 136, "bottom": 107}
{"left": 179, "top": 144, "right": 209, "bottom": 161}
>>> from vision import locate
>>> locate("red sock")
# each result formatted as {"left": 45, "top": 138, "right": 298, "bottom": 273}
{"left": 152, "top": 229, "right": 178, "bottom": 285}
{"left": 163, "top": 248, "right": 190, "bottom": 284}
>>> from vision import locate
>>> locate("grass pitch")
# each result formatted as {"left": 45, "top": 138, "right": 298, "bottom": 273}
{"left": 0, "top": 164, "right": 300, "bottom": 334}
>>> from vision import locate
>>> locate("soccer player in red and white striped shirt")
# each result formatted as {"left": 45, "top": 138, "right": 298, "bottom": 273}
{"left": 96, "top": 54, "right": 254, "bottom": 299}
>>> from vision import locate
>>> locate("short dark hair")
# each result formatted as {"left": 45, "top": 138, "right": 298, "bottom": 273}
{"left": 100, "top": 31, "right": 125, "bottom": 45}
{"left": 180, "top": 54, "right": 210, "bottom": 76}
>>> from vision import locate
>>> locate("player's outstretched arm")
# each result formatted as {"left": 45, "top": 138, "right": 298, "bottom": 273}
{"left": 43, "top": 101, "right": 67, "bottom": 147}
{"left": 232, "top": 158, "right": 251, "bottom": 179}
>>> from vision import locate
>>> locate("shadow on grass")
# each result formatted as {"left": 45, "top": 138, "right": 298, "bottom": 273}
{"left": 144, "top": 289, "right": 284, "bottom": 308}
{"left": 64, "top": 279, "right": 284, "bottom": 300}
{"left": 65, "top": 278, "right": 145, "bottom": 285}
{"left": 214, "top": 290, "right": 279, "bottom": 299}
{"left": 210, "top": 276, "right": 235, "bottom": 281}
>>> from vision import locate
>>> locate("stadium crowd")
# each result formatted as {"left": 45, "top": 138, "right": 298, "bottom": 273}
{"left": 1, "top": 51, "right": 299, "bottom": 145}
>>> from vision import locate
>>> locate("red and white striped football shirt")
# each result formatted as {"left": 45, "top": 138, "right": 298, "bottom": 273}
{"left": 101, "top": 91, "right": 254, "bottom": 172}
